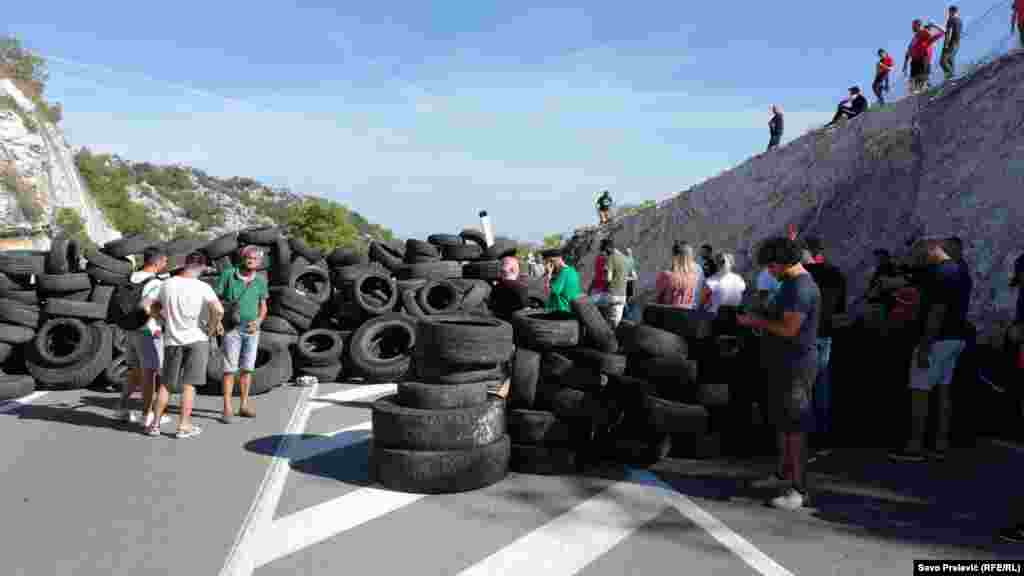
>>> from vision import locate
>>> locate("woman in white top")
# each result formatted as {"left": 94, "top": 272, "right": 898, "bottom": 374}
{"left": 702, "top": 252, "right": 747, "bottom": 313}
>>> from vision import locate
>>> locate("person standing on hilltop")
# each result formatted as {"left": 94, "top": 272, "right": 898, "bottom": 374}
{"left": 596, "top": 190, "right": 613, "bottom": 225}
{"left": 904, "top": 19, "right": 945, "bottom": 95}
{"left": 542, "top": 248, "right": 581, "bottom": 313}
{"left": 940, "top": 6, "right": 962, "bottom": 81}
{"left": 767, "top": 105, "right": 784, "bottom": 151}
{"left": 873, "top": 49, "right": 895, "bottom": 105}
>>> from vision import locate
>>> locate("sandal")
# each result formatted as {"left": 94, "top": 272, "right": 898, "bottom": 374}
{"left": 145, "top": 424, "right": 161, "bottom": 437}
{"left": 175, "top": 425, "right": 203, "bottom": 439}
{"left": 239, "top": 406, "right": 256, "bottom": 418}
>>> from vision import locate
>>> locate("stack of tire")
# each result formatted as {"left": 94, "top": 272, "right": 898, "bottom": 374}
{"left": 370, "top": 315, "right": 515, "bottom": 494}
{"left": 0, "top": 250, "right": 45, "bottom": 402}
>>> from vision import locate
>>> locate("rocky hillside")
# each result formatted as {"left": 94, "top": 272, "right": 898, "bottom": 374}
{"left": 565, "top": 50, "right": 1024, "bottom": 342}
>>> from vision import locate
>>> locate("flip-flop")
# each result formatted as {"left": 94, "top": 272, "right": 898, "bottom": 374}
{"left": 175, "top": 426, "right": 203, "bottom": 439}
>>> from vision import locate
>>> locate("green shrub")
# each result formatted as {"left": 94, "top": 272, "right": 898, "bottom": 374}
{"left": 75, "top": 149, "right": 164, "bottom": 239}
{"left": 286, "top": 198, "right": 363, "bottom": 253}
{"left": 54, "top": 207, "right": 96, "bottom": 250}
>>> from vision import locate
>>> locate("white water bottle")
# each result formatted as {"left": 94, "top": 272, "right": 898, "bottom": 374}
{"left": 479, "top": 210, "right": 494, "bottom": 247}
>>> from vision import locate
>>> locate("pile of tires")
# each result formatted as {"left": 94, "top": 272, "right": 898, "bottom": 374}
{"left": 370, "top": 315, "right": 515, "bottom": 494}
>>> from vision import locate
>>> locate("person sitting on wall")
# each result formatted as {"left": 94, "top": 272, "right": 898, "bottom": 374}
{"left": 825, "top": 86, "right": 869, "bottom": 128}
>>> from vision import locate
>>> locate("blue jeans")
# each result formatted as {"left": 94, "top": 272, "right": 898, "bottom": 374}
{"left": 813, "top": 337, "right": 832, "bottom": 441}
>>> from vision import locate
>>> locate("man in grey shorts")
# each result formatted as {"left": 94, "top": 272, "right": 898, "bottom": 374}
{"left": 214, "top": 245, "right": 269, "bottom": 423}
{"left": 118, "top": 246, "right": 172, "bottom": 429}
{"left": 151, "top": 252, "right": 223, "bottom": 439}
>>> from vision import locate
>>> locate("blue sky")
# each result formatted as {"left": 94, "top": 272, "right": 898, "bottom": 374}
{"left": 3, "top": 0, "right": 1016, "bottom": 242}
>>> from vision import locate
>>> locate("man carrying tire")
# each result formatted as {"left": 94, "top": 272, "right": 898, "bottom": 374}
{"left": 737, "top": 236, "right": 821, "bottom": 511}
{"left": 542, "top": 248, "right": 581, "bottom": 313}
{"left": 117, "top": 246, "right": 170, "bottom": 429}
{"left": 152, "top": 252, "right": 223, "bottom": 439}
{"left": 214, "top": 245, "right": 269, "bottom": 424}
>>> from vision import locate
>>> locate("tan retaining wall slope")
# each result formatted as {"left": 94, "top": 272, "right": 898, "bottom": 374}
{"left": 566, "top": 51, "right": 1024, "bottom": 342}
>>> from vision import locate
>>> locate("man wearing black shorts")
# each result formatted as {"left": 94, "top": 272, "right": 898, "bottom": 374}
{"left": 738, "top": 236, "right": 821, "bottom": 510}
{"left": 904, "top": 19, "right": 945, "bottom": 95}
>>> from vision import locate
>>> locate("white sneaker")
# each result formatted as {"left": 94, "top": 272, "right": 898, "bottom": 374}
{"left": 142, "top": 412, "right": 172, "bottom": 428}
{"left": 771, "top": 489, "right": 805, "bottom": 511}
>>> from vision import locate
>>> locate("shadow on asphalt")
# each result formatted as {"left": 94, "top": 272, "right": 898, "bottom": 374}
{"left": 245, "top": 430, "right": 374, "bottom": 486}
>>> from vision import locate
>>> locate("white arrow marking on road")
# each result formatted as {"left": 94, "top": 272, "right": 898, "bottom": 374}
{"left": 0, "top": 391, "right": 48, "bottom": 414}
{"left": 629, "top": 469, "right": 794, "bottom": 576}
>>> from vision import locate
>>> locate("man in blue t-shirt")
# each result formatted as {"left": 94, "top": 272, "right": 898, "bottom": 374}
{"left": 889, "top": 235, "right": 971, "bottom": 463}
{"left": 738, "top": 236, "right": 821, "bottom": 511}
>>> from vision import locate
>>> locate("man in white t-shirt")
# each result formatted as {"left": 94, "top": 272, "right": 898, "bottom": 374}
{"left": 704, "top": 253, "right": 747, "bottom": 313}
{"left": 150, "top": 252, "right": 223, "bottom": 439}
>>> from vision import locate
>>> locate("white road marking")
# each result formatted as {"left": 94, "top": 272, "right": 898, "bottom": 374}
{"left": 0, "top": 391, "right": 48, "bottom": 414}
{"left": 254, "top": 487, "right": 425, "bottom": 568}
{"left": 308, "top": 383, "right": 396, "bottom": 411}
{"left": 457, "top": 479, "right": 668, "bottom": 576}
{"left": 219, "top": 381, "right": 319, "bottom": 576}
{"left": 629, "top": 469, "right": 795, "bottom": 576}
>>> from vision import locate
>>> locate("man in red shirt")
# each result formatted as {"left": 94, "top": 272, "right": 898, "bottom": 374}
{"left": 904, "top": 19, "right": 945, "bottom": 95}
{"left": 1013, "top": 0, "right": 1024, "bottom": 49}
{"left": 873, "top": 49, "right": 895, "bottom": 105}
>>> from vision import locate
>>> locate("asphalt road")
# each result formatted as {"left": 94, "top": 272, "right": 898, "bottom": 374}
{"left": 1, "top": 382, "right": 1020, "bottom": 576}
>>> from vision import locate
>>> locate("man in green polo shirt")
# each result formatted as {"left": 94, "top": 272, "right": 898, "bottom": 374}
{"left": 214, "top": 245, "right": 269, "bottom": 423}
{"left": 543, "top": 248, "right": 581, "bottom": 313}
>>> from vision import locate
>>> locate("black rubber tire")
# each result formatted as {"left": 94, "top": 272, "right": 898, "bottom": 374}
{"left": 371, "top": 394, "right": 505, "bottom": 451}
{"left": 275, "top": 306, "right": 314, "bottom": 332}
{"left": 629, "top": 356, "right": 698, "bottom": 402}
{"left": 698, "top": 382, "right": 729, "bottom": 407}
{"left": 0, "top": 253, "right": 44, "bottom": 276}
{"left": 269, "top": 236, "right": 293, "bottom": 286}
{"left": 238, "top": 226, "right": 281, "bottom": 246}
{"left": 541, "top": 351, "right": 575, "bottom": 381}
{"left": 643, "top": 304, "right": 715, "bottom": 342}
{"left": 89, "top": 284, "right": 115, "bottom": 310}
{"left": 506, "top": 409, "right": 574, "bottom": 445}
{"left": 348, "top": 313, "right": 416, "bottom": 383}
{"left": 26, "top": 323, "right": 111, "bottom": 389}
{"left": 400, "top": 288, "right": 429, "bottom": 321}
{"left": 103, "top": 353, "right": 129, "bottom": 389}
{"left": 343, "top": 270, "right": 397, "bottom": 317}
{"left": 332, "top": 263, "right": 383, "bottom": 285}
{"left": 371, "top": 434, "right": 510, "bottom": 494}
{"left": 426, "top": 234, "right": 462, "bottom": 248}
{"left": 36, "top": 273, "right": 91, "bottom": 295}
{"left": 291, "top": 255, "right": 312, "bottom": 271}
{"left": 261, "top": 315, "right": 298, "bottom": 335}
{"left": 462, "top": 260, "right": 502, "bottom": 281}
{"left": 44, "top": 299, "right": 109, "bottom": 321}
{"left": 405, "top": 239, "right": 440, "bottom": 260}
{"left": 395, "top": 380, "right": 489, "bottom": 410}
{"left": 460, "top": 280, "right": 490, "bottom": 310}
{"left": 558, "top": 366, "right": 607, "bottom": 393}
{"left": 0, "top": 272, "right": 19, "bottom": 293}
{"left": 510, "top": 347, "right": 541, "bottom": 409}
{"left": 442, "top": 243, "right": 482, "bottom": 261}
{"left": 85, "top": 263, "right": 130, "bottom": 286}
{"left": 622, "top": 324, "right": 688, "bottom": 359}
{"left": 33, "top": 317, "right": 92, "bottom": 367}
{"left": 289, "top": 236, "right": 323, "bottom": 262}
{"left": 0, "top": 322, "right": 36, "bottom": 345}
{"left": 102, "top": 235, "right": 157, "bottom": 259}
{"left": 46, "top": 235, "right": 81, "bottom": 274}
{"left": 416, "top": 315, "right": 515, "bottom": 365}
{"left": 83, "top": 247, "right": 132, "bottom": 275}
{"left": 203, "top": 232, "right": 239, "bottom": 260}
{"left": 297, "top": 362, "right": 343, "bottom": 382}
{"left": 395, "top": 261, "right": 463, "bottom": 281}
{"left": 0, "top": 342, "right": 12, "bottom": 364}
{"left": 459, "top": 229, "right": 488, "bottom": 250}
{"left": 0, "top": 372, "right": 35, "bottom": 402}
{"left": 204, "top": 337, "right": 292, "bottom": 395}
{"left": 162, "top": 238, "right": 210, "bottom": 259}
{"left": 396, "top": 278, "right": 428, "bottom": 294}
{"left": 269, "top": 286, "right": 321, "bottom": 318}
{"left": 111, "top": 325, "right": 128, "bottom": 353}
{"left": 566, "top": 347, "right": 627, "bottom": 376}
{"left": 326, "top": 247, "right": 366, "bottom": 268}
{"left": 485, "top": 238, "right": 518, "bottom": 260}
{"left": 571, "top": 296, "right": 619, "bottom": 353}
{"left": 260, "top": 330, "right": 299, "bottom": 350}
{"left": 61, "top": 290, "right": 93, "bottom": 302}
{"left": 510, "top": 443, "right": 577, "bottom": 475}
{"left": 289, "top": 266, "right": 331, "bottom": 304}
{"left": 1, "top": 290, "right": 37, "bottom": 306}
{"left": 0, "top": 299, "right": 39, "bottom": 328}
{"left": 646, "top": 396, "right": 709, "bottom": 436}
{"left": 511, "top": 310, "right": 580, "bottom": 350}
{"left": 369, "top": 241, "right": 404, "bottom": 272}
{"left": 296, "top": 329, "right": 344, "bottom": 366}
{"left": 414, "top": 356, "right": 506, "bottom": 385}
{"left": 417, "top": 279, "right": 461, "bottom": 315}
{"left": 551, "top": 387, "right": 613, "bottom": 427}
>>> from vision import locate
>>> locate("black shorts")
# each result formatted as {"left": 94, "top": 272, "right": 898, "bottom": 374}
{"left": 761, "top": 360, "right": 817, "bottom": 433}
{"left": 162, "top": 341, "right": 210, "bottom": 393}
{"left": 910, "top": 59, "right": 929, "bottom": 80}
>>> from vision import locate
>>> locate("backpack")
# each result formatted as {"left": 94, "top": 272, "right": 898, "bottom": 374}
{"left": 113, "top": 276, "right": 157, "bottom": 331}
